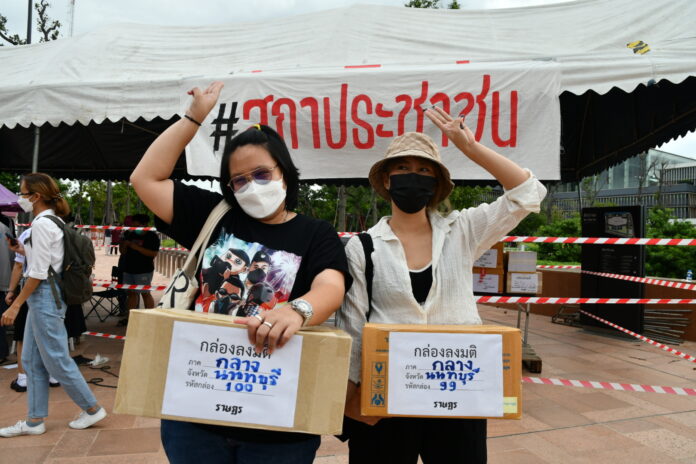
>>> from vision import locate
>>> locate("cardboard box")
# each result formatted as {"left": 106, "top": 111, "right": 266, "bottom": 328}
{"left": 472, "top": 267, "right": 504, "bottom": 294}
{"left": 472, "top": 242, "right": 504, "bottom": 269}
{"left": 115, "top": 308, "right": 352, "bottom": 435}
{"left": 361, "top": 324, "right": 521, "bottom": 419}
{"left": 506, "top": 251, "right": 538, "bottom": 273}
{"left": 506, "top": 272, "right": 543, "bottom": 294}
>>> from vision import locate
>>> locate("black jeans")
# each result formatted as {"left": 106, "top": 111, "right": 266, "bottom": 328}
{"left": 346, "top": 416, "right": 487, "bottom": 464}
{"left": 0, "top": 293, "right": 10, "bottom": 359}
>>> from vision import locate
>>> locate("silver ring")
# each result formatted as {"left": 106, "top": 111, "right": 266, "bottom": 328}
{"left": 262, "top": 321, "right": 274, "bottom": 329}
{"left": 252, "top": 314, "right": 264, "bottom": 323}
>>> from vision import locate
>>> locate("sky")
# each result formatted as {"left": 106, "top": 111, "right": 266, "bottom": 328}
{"left": 2, "top": 0, "right": 694, "bottom": 159}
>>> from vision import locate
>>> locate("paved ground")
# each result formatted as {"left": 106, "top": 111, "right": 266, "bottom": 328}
{"left": 0, "top": 252, "right": 695, "bottom": 463}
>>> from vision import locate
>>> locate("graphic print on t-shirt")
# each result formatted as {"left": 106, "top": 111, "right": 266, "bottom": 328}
{"left": 195, "top": 228, "right": 302, "bottom": 317}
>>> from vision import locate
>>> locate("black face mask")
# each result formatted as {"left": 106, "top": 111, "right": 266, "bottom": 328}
{"left": 246, "top": 268, "right": 267, "bottom": 284}
{"left": 388, "top": 173, "right": 437, "bottom": 214}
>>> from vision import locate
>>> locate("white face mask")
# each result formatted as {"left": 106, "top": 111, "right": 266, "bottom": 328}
{"left": 233, "top": 179, "right": 287, "bottom": 219}
{"left": 17, "top": 196, "right": 34, "bottom": 213}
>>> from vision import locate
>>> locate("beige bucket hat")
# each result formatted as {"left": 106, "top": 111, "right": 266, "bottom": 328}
{"left": 368, "top": 132, "right": 454, "bottom": 206}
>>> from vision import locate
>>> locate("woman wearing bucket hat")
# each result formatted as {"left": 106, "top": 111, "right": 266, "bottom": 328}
{"left": 336, "top": 106, "right": 547, "bottom": 463}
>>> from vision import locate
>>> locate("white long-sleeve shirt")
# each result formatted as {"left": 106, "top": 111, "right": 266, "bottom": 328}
{"left": 24, "top": 210, "right": 64, "bottom": 280}
{"left": 335, "top": 171, "right": 547, "bottom": 383}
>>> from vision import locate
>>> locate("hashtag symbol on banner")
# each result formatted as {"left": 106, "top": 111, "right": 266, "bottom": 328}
{"left": 210, "top": 102, "right": 239, "bottom": 152}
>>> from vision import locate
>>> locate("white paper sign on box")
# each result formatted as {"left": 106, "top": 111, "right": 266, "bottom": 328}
{"left": 472, "top": 273, "right": 500, "bottom": 293}
{"left": 161, "top": 321, "right": 302, "bottom": 428}
{"left": 509, "top": 273, "right": 539, "bottom": 294}
{"left": 473, "top": 249, "right": 498, "bottom": 268}
{"left": 387, "top": 332, "right": 503, "bottom": 417}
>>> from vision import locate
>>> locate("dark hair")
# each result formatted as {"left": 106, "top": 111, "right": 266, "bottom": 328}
{"left": 219, "top": 125, "right": 300, "bottom": 211}
{"left": 21, "top": 172, "right": 70, "bottom": 218}
{"left": 131, "top": 214, "right": 150, "bottom": 225}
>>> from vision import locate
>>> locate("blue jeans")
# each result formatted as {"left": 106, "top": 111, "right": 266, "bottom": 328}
{"left": 23, "top": 281, "right": 98, "bottom": 418}
{"left": 161, "top": 420, "right": 321, "bottom": 464}
{"left": 122, "top": 271, "right": 153, "bottom": 293}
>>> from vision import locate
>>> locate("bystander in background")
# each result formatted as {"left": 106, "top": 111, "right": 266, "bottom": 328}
{"left": 117, "top": 213, "right": 159, "bottom": 326}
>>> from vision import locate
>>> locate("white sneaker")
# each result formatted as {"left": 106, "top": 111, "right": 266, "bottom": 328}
{"left": 0, "top": 420, "right": 46, "bottom": 437}
{"left": 69, "top": 407, "right": 107, "bottom": 430}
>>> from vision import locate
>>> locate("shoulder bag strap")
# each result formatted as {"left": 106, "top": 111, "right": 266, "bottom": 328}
{"left": 181, "top": 201, "right": 232, "bottom": 278}
{"left": 357, "top": 232, "right": 374, "bottom": 321}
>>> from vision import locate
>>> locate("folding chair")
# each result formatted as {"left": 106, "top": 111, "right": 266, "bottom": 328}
{"left": 84, "top": 267, "right": 125, "bottom": 322}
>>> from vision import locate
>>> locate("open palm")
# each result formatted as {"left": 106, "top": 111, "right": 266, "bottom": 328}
{"left": 186, "top": 81, "right": 224, "bottom": 123}
{"left": 425, "top": 106, "right": 476, "bottom": 152}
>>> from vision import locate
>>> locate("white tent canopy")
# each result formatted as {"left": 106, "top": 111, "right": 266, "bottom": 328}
{"left": 0, "top": 0, "right": 695, "bottom": 181}
{"left": 1, "top": 0, "right": 694, "bottom": 128}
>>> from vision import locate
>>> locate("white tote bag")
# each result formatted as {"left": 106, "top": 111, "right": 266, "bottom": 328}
{"left": 157, "top": 201, "right": 231, "bottom": 309}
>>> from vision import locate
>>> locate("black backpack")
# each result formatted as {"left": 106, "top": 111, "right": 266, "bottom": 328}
{"left": 33, "top": 215, "right": 96, "bottom": 306}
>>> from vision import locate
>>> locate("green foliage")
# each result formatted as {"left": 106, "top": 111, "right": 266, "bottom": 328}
{"left": 509, "top": 212, "right": 546, "bottom": 237}
{"left": 405, "top": 0, "right": 440, "bottom": 8}
{"left": 448, "top": 185, "right": 492, "bottom": 210}
{"left": 448, "top": 1, "right": 461, "bottom": 8}
{"left": 0, "top": 172, "right": 20, "bottom": 193}
{"left": 535, "top": 214, "right": 581, "bottom": 263}
{"left": 645, "top": 207, "right": 696, "bottom": 279}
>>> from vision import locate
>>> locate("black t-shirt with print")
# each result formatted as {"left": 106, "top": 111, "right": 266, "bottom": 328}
{"left": 119, "top": 230, "right": 160, "bottom": 273}
{"left": 155, "top": 181, "right": 352, "bottom": 443}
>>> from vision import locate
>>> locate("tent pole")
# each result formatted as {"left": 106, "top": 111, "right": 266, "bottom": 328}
{"left": 26, "top": 0, "right": 32, "bottom": 44}
{"left": 31, "top": 127, "right": 40, "bottom": 172}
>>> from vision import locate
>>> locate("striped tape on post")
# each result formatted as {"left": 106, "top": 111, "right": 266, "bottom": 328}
{"left": 579, "top": 310, "right": 696, "bottom": 363}
{"left": 522, "top": 376, "right": 696, "bottom": 396}
{"left": 581, "top": 270, "right": 696, "bottom": 291}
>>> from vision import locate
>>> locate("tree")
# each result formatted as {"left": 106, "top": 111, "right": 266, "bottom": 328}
{"left": 0, "top": 0, "right": 61, "bottom": 46}
{"left": 405, "top": 0, "right": 440, "bottom": 8}
{"left": 645, "top": 207, "right": 696, "bottom": 279}
{"left": 535, "top": 214, "right": 581, "bottom": 263}
{"left": 405, "top": 0, "right": 461, "bottom": 8}
{"left": 0, "top": 172, "right": 20, "bottom": 193}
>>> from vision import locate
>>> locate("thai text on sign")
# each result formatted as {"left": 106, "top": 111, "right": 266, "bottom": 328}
{"left": 183, "top": 61, "right": 561, "bottom": 180}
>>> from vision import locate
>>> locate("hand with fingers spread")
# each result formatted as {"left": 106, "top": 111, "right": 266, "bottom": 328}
{"left": 234, "top": 305, "right": 304, "bottom": 354}
{"left": 185, "top": 81, "right": 225, "bottom": 126}
{"left": 424, "top": 106, "right": 476, "bottom": 154}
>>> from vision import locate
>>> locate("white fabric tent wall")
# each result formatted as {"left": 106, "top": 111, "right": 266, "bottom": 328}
{"left": 0, "top": 0, "right": 694, "bottom": 129}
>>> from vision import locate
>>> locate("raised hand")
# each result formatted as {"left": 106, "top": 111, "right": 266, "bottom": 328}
{"left": 424, "top": 106, "right": 476, "bottom": 154}
{"left": 186, "top": 81, "right": 224, "bottom": 124}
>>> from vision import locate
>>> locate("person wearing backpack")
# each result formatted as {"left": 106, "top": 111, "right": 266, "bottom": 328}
{"left": 0, "top": 173, "right": 106, "bottom": 438}
{"left": 335, "top": 108, "right": 547, "bottom": 463}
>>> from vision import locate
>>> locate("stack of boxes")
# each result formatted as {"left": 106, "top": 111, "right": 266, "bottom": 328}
{"left": 472, "top": 245, "right": 542, "bottom": 295}
{"left": 505, "top": 251, "right": 542, "bottom": 294}
{"left": 472, "top": 242, "right": 505, "bottom": 294}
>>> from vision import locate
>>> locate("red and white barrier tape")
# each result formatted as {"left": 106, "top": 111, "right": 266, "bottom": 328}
{"left": 537, "top": 265, "right": 581, "bottom": 269}
{"left": 476, "top": 296, "right": 696, "bottom": 305}
{"left": 581, "top": 270, "right": 696, "bottom": 291}
{"left": 501, "top": 236, "right": 696, "bottom": 246}
{"left": 17, "top": 224, "right": 696, "bottom": 245}
{"left": 82, "top": 331, "right": 125, "bottom": 340}
{"left": 160, "top": 247, "right": 188, "bottom": 251}
{"left": 579, "top": 310, "right": 696, "bottom": 363}
{"left": 522, "top": 376, "right": 696, "bottom": 396}
{"left": 92, "top": 282, "right": 168, "bottom": 291}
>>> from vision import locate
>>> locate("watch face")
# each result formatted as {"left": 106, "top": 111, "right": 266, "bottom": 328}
{"left": 294, "top": 300, "right": 311, "bottom": 313}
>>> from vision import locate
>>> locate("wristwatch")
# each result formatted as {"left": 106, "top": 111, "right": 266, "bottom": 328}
{"left": 290, "top": 299, "right": 313, "bottom": 327}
